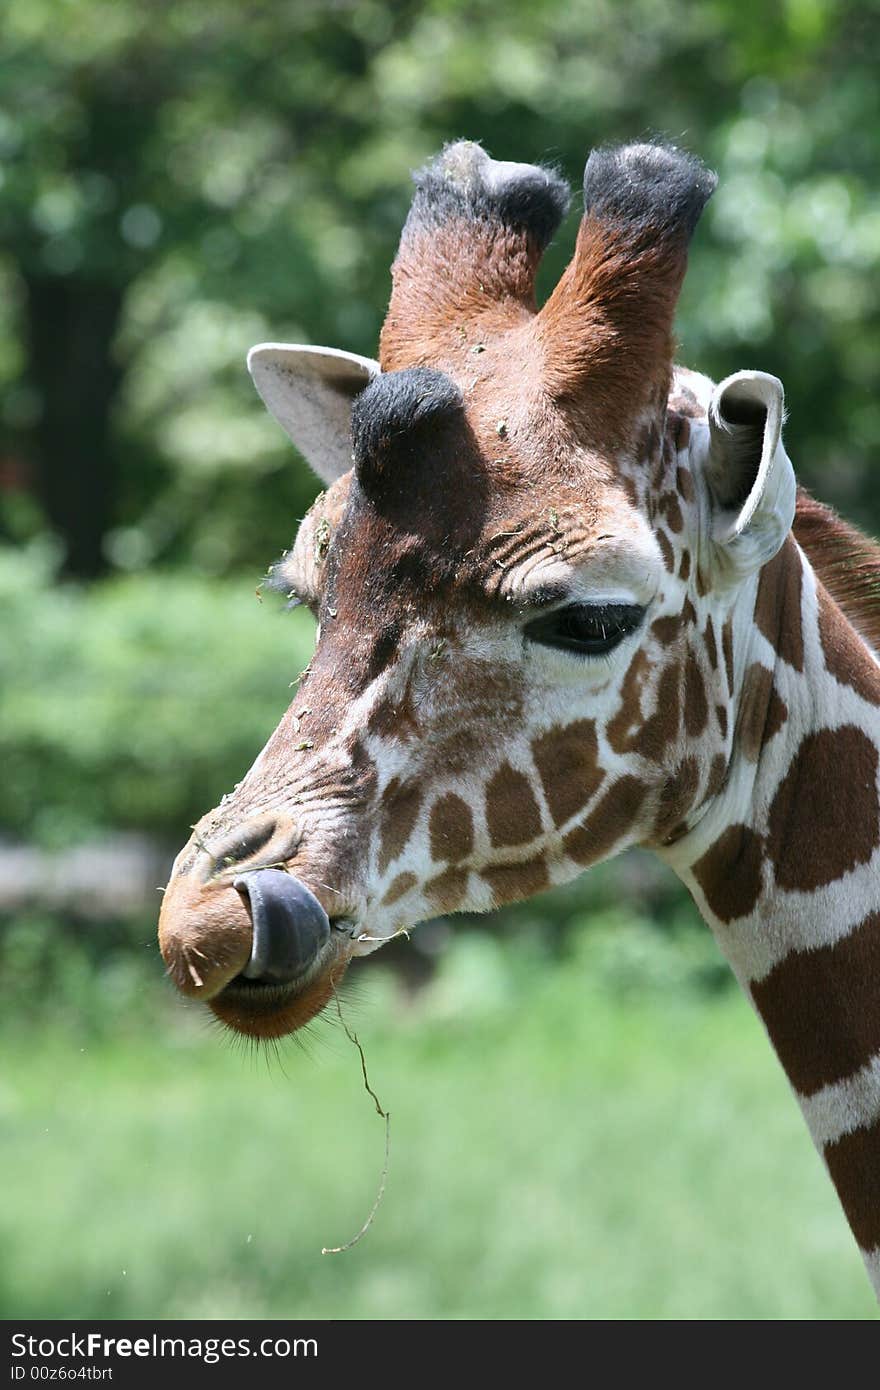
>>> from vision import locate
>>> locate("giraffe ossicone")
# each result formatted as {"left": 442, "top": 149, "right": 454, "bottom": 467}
{"left": 158, "top": 138, "right": 880, "bottom": 1298}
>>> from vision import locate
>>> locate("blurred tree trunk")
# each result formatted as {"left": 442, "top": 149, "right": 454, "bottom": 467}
{"left": 23, "top": 274, "right": 124, "bottom": 579}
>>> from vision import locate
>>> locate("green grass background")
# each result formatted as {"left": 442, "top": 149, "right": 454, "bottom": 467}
{"left": 1, "top": 916, "right": 875, "bottom": 1321}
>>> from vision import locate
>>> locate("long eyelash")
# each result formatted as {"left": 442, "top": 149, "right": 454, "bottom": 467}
{"left": 260, "top": 565, "right": 307, "bottom": 613}
{"left": 523, "top": 601, "right": 645, "bottom": 658}
{"left": 263, "top": 558, "right": 293, "bottom": 594}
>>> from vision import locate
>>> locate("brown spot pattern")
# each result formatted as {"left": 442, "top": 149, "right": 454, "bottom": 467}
{"left": 672, "top": 414, "right": 691, "bottom": 451}
{"left": 482, "top": 856, "right": 549, "bottom": 904}
{"left": 684, "top": 649, "right": 709, "bottom": 737}
{"left": 429, "top": 793, "right": 474, "bottom": 864}
{"left": 716, "top": 704, "right": 728, "bottom": 739}
{"left": 485, "top": 763, "right": 542, "bottom": 848}
{"left": 737, "top": 663, "right": 788, "bottom": 763}
{"left": 660, "top": 491, "right": 683, "bottom": 533}
{"left": 651, "top": 615, "right": 681, "bottom": 645}
{"left": 531, "top": 720, "right": 605, "bottom": 828}
{"left": 825, "top": 1115, "right": 880, "bottom": 1252}
{"left": 692, "top": 824, "right": 764, "bottom": 922}
{"left": 639, "top": 662, "right": 683, "bottom": 761}
{"left": 367, "top": 682, "right": 419, "bottom": 742}
{"left": 766, "top": 727, "right": 879, "bottom": 891}
{"left": 563, "top": 776, "right": 648, "bottom": 864}
{"left": 678, "top": 549, "right": 691, "bottom": 582}
{"left": 706, "top": 752, "right": 728, "bottom": 798}
{"left": 608, "top": 656, "right": 681, "bottom": 763}
{"left": 636, "top": 418, "right": 659, "bottom": 466}
{"left": 794, "top": 486, "right": 880, "bottom": 655}
{"left": 655, "top": 756, "right": 700, "bottom": 842}
{"left": 378, "top": 778, "right": 423, "bottom": 874}
{"left": 817, "top": 584, "right": 880, "bottom": 706}
{"left": 704, "top": 620, "right": 718, "bottom": 671}
{"left": 425, "top": 866, "right": 468, "bottom": 913}
{"left": 765, "top": 688, "right": 788, "bottom": 744}
{"left": 721, "top": 618, "right": 734, "bottom": 694}
{"left": 382, "top": 872, "right": 417, "bottom": 906}
{"left": 676, "top": 465, "right": 695, "bottom": 502}
{"left": 754, "top": 541, "right": 805, "bottom": 672}
{"left": 607, "top": 651, "right": 651, "bottom": 753}
{"left": 751, "top": 911, "right": 880, "bottom": 1096}
{"left": 620, "top": 473, "right": 641, "bottom": 511}
{"left": 656, "top": 528, "right": 675, "bottom": 573}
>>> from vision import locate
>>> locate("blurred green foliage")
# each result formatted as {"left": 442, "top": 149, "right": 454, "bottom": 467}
{"left": 0, "top": 542, "right": 315, "bottom": 845}
{"left": 1, "top": 925, "right": 875, "bottom": 1319}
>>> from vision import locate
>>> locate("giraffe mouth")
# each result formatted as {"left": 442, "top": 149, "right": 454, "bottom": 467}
{"left": 206, "top": 906, "right": 387, "bottom": 1037}
{"left": 214, "top": 975, "right": 303, "bottom": 1009}
{"left": 207, "top": 915, "right": 356, "bottom": 1039}
{"left": 233, "top": 868, "right": 332, "bottom": 984}
{"left": 218, "top": 914, "right": 358, "bottom": 1004}
{"left": 185, "top": 871, "right": 351, "bottom": 1038}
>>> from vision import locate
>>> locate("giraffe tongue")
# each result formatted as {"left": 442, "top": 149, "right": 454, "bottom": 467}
{"left": 234, "top": 869, "right": 330, "bottom": 983}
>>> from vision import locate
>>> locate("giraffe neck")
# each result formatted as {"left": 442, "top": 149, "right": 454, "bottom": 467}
{"left": 662, "top": 537, "right": 880, "bottom": 1294}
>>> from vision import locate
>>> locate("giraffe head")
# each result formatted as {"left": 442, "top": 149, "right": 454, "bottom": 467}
{"left": 158, "top": 140, "right": 796, "bottom": 1038}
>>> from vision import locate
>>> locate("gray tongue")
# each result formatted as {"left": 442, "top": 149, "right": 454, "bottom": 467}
{"left": 234, "top": 869, "right": 330, "bottom": 982}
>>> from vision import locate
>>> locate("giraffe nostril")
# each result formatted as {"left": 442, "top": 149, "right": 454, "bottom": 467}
{"left": 209, "top": 816, "right": 278, "bottom": 875}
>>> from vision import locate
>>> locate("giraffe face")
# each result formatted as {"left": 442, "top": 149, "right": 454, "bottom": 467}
{"left": 158, "top": 139, "right": 793, "bottom": 1037}
{"left": 160, "top": 362, "right": 791, "bottom": 1038}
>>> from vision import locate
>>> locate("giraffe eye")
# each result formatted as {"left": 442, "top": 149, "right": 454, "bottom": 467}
{"left": 524, "top": 603, "right": 645, "bottom": 656}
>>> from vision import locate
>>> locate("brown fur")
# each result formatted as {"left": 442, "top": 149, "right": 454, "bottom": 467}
{"left": 755, "top": 539, "right": 805, "bottom": 673}
{"left": 793, "top": 489, "right": 880, "bottom": 654}
{"left": 485, "top": 763, "right": 542, "bottom": 847}
{"left": 816, "top": 584, "right": 880, "bottom": 705}
{"left": 378, "top": 779, "right": 423, "bottom": 875}
{"left": 537, "top": 221, "right": 687, "bottom": 440}
{"left": 482, "top": 856, "right": 550, "bottom": 904}
{"left": 650, "top": 615, "right": 681, "bottom": 644}
{"left": 531, "top": 719, "right": 605, "bottom": 827}
{"left": 429, "top": 793, "right": 475, "bottom": 864}
{"left": 209, "top": 957, "right": 349, "bottom": 1041}
{"left": 380, "top": 220, "right": 542, "bottom": 371}
{"left": 766, "top": 726, "right": 879, "bottom": 891}
{"left": 751, "top": 909, "right": 880, "bottom": 1096}
{"left": 655, "top": 527, "right": 675, "bottom": 572}
{"left": 692, "top": 824, "right": 765, "bottom": 923}
{"left": 736, "top": 663, "right": 772, "bottom": 763}
{"left": 425, "top": 866, "right": 469, "bottom": 913}
{"left": 683, "top": 648, "right": 709, "bottom": 737}
{"left": 824, "top": 1116, "right": 880, "bottom": 1251}
{"left": 654, "top": 756, "right": 700, "bottom": 841}
{"left": 563, "top": 776, "right": 648, "bottom": 864}
{"left": 382, "top": 872, "right": 418, "bottom": 906}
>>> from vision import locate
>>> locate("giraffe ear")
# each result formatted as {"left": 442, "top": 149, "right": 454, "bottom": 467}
{"left": 247, "top": 343, "right": 380, "bottom": 485}
{"left": 703, "top": 370, "right": 796, "bottom": 577}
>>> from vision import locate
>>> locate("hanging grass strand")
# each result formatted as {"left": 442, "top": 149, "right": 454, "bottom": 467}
{"left": 321, "top": 988, "right": 391, "bottom": 1255}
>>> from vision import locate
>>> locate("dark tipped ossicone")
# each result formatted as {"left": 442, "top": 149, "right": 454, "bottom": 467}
{"left": 409, "top": 139, "right": 571, "bottom": 247}
{"left": 351, "top": 366, "right": 463, "bottom": 490}
{"left": 583, "top": 141, "right": 717, "bottom": 240}
{"left": 380, "top": 141, "right": 571, "bottom": 370}
{"left": 234, "top": 869, "right": 330, "bottom": 984}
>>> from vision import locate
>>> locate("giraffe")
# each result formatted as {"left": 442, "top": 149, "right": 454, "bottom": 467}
{"left": 158, "top": 139, "right": 880, "bottom": 1297}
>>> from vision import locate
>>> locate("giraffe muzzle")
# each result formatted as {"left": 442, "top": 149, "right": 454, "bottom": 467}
{"left": 234, "top": 869, "right": 331, "bottom": 984}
